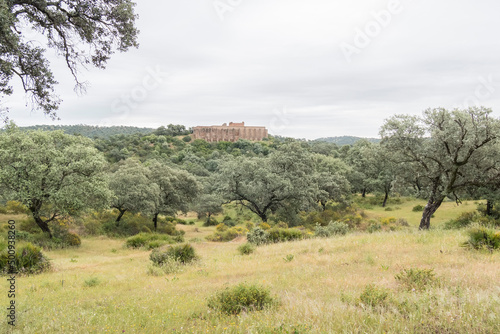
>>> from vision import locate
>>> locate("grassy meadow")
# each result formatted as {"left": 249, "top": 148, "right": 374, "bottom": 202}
{"left": 0, "top": 199, "right": 499, "bottom": 333}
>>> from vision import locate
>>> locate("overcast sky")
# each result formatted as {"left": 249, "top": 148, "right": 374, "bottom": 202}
{"left": 5, "top": 0, "right": 500, "bottom": 139}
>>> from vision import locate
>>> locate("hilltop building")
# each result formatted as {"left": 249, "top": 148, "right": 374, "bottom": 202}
{"left": 192, "top": 122, "right": 268, "bottom": 142}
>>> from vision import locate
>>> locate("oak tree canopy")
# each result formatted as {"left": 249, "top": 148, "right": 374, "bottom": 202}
{"left": 0, "top": 0, "right": 139, "bottom": 120}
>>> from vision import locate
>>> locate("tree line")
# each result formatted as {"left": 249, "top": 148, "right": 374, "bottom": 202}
{"left": 1, "top": 107, "right": 500, "bottom": 236}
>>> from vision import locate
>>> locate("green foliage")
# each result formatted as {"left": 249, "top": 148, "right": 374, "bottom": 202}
{"left": 5, "top": 201, "right": 28, "bottom": 214}
{"left": 381, "top": 107, "right": 500, "bottom": 229}
{"left": 0, "top": 243, "right": 51, "bottom": 275}
{"left": 412, "top": 204, "right": 424, "bottom": 212}
{"left": 395, "top": 268, "right": 438, "bottom": 291}
{"left": 283, "top": 254, "right": 294, "bottom": 262}
{"left": 1, "top": 1, "right": 139, "bottom": 117}
{"left": 83, "top": 277, "right": 101, "bottom": 288}
{"left": 206, "top": 226, "right": 248, "bottom": 242}
{"left": 462, "top": 226, "right": 500, "bottom": 251}
{"left": 182, "top": 135, "right": 192, "bottom": 142}
{"left": 65, "top": 232, "right": 81, "bottom": 247}
{"left": 149, "top": 244, "right": 197, "bottom": 265}
{"left": 0, "top": 130, "right": 111, "bottom": 236}
{"left": 207, "top": 283, "right": 276, "bottom": 315}
{"left": 367, "top": 221, "right": 382, "bottom": 233}
{"left": 125, "top": 233, "right": 180, "bottom": 249}
{"left": 202, "top": 217, "right": 219, "bottom": 227}
{"left": 315, "top": 221, "right": 349, "bottom": 237}
{"left": 443, "top": 211, "right": 478, "bottom": 229}
{"left": 356, "top": 284, "right": 389, "bottom": 308}
{"left": 267, "top": 228, "right": 307, "bottom": 243}
{"left": 237, "top": 243, "right": 255, "bottom": 255}
{"left": 147, "top": 264, "right": 167, "bottom": 276}
{"left": 246, "top": 227, "right": 269, "bottom": 245}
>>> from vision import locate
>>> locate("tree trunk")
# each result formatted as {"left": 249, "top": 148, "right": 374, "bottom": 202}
{"left": 33, "top": 216, "right": 53, "bottom": 238}
{"left": 116, "top": 209, "right": 126, "bottom": 224}
{"left": 362, "top": 188, "right": 366, "bottom": 198}
{"left": 320, "top": 200, "right": 326, "bottom": 211}
{"left": 382, "top": 191, "right": 389, "bottom": 207}
{"left": 259, "top": 213, "right": 268, "bottom": 222}
{"left": 419, "top": 196, "right": 444, "bottom": 230}
{"left": 486, "top": 199, "right": 493, "bottom": 216}
{"left": 152, "top": 212, "right": 159, "bottom": 231}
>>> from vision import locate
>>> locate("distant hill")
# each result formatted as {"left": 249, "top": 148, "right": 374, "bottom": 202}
{"left": 15, "top": 125, "right": 155, "bottom": 139}
{"left": 314, "top": 136, "right": 380, "bottom": 146}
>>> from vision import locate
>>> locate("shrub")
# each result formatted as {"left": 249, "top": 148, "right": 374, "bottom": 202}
{"left": 412, "top": 204, "right": 424, "bottom": 212}
{"left": 283, "top": 254, "right": 294, "bottom": 262}
{"left": 19, "top": 218, "right": 41, "bottom": 234}
{"left": 0, "top": 243, "right": 51, "bottom": 275}
{"left": 83, "top": 277, "right": 100, "bottom": 287}
{"left": 65, "top": 232, "right": 82, "bottom": 247}
{"left": 5, "top": 201, "right": 28, "bottom": 214}
{"left": 83, "top": 219, "right": 103, "bottom": 235}
{"left": 125, "top": 233, "right": 180, "bottom": 249}
{"left": 443, "top": 211, "right": 478, "bottom": 230}
{"left": 150, "top": 243, "right": 197, "bottom": 265}
{"left": 216, "top": 223, "right": 228, "bottom": 232}
{"left": 147, "top": 264, "right": 165, "bottom": 276}
{"left": 203, "top": 217, "right": 219, "bottom": 227}
{"left": 356, "top": 284, "right": 389, "bottom": 308}
{"left": 182, "top": 135, "right": 192, "bottom": 142}
{"left": 276, "top": 222, "right": 289, "bottom": 229}
{"left": 462, "top": 226, "right": 500, "bottom": 251}
{"left": 267, "top": 228, "right": 306, "bottom": 243}
{"left": 315, "top": 221, "right": 349, "bottom": 237}
{"left": 259, "top": 222, "right": 271, "bottom": 230}
{"left": 238, "top": 243, "right": 255, "bottom": 255}
{"left": 206, "top": 226, "right": 248, "bottom": 242}
{"left": 380, "top": 217, "right": 397, "bottom": 225}
{"left": 207, "top": 283, "right": 276, "bottom": 315}
{"left": 395, "top": 268, "right": 438, "bottom": 291}
{"left": 247, "top": 227, "right": 269, "bottom": 245}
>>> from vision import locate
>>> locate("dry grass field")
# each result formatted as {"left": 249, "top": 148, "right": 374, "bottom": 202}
{"left": 0, "top": 200, "right": 498, "bottom": 333}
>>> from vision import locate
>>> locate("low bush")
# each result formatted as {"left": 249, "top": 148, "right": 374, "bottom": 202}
{"left": 395, "top": 268, "right": 438, "bottom": 291}
{"left": 247, "top": 227, "right": 269, "bottom": 245}
{"left": 237, "top": 243, "right": 255, "bottom": 255}
{"left": 5, "top": 201, "right": 28, "bottom": 214}
{"left": 65, "top": 232, "right": 81, "bottom": 247}
{"left": 412, "top": 204, "right": 424, "bottom": 212}
{"left": 367, "top": 222, "right": 382, "bottom": 233}
{"left": 83, "top": 277, "right": 100, "bottom": 287}
{"left": 267, "top": 228, "right": 306, "bottom": 243}
{"left": 150, "top": 243, "right": 198, "bottom": 265}
{"left": 207, "top": 283, "right": 276, "bottom": 315}
{"left": 259, "top": 222, "right": 271, "bottom": 230}
{"left": 203, "top": 217, "right": 219, "bottom": 227}
{"left": 125, "top": 233, "right": 182, "bottom": 249}
{"left": 0, "top": 243, "right": 51, "bottom": 275}
{"left": 315, "top": 221, "right": 349, "bottom": 237}
{"left": 206, "top": 226, "right": 248, "bottom": 242}
{"left": 356, "top": 284, "right": 389, "bottom": 308}
{"left": 443, "top": 211, "right": 478, "bottom": 230}
{"left": 15, "top": 226, "right": 82, "bottom": 250}
{"left": 462, "top": 225, "right": 500, "bottom": 251}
